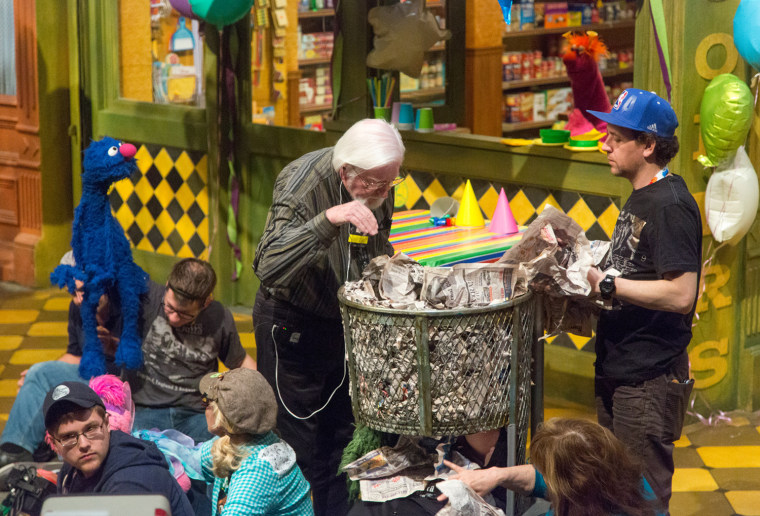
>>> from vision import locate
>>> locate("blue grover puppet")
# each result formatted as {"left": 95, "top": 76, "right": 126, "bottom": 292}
{"left": 50, "top": 137, "right": 148, "bottom": 379}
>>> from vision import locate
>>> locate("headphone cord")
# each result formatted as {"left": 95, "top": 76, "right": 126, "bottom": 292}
{"left": 272, "top": 324, "right": 348, "bottom": 420}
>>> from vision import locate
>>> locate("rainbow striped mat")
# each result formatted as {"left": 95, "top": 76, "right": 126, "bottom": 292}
{"left": 390, "top": 210, "right": 524, "bottom": 267}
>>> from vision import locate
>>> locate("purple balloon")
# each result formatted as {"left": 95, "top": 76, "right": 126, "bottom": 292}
{"left": 169, "top": 0, "right": 197, "bottom": 19}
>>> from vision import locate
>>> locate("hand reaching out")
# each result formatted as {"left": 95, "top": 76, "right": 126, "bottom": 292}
{"left": 436, "top": 460, "right": 503, "bottom": 501}
{"left": 587, "top": 266, "right": 604, "bottom": 295}
{"left": 325, "top": 200, "right": 379, "bottom": 235}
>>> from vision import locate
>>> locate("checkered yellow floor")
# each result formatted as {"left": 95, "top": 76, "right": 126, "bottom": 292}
{"left": 1, "top": 284, "right": 759, "bottom": 515}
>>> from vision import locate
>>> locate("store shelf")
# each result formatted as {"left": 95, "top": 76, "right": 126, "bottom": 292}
{"left": 297, "top": 8, "right": 335, "bottom": 19}
{"left": 503, "top": 19, "right": 635, "bottom": 39}
{"left": 300, "top": 102, "right": 333, "bottom": 114}
{"left": 299, "top": 57, "right": 331, "bottom": 66}
{"left": 502, "top": 120, "right": 555, "bottom": 132}
{"left": 502, "top": 67, "right": 633, "bottom": 91}
{"left": 400, "top": 87, "right": 445, "bottom": 103}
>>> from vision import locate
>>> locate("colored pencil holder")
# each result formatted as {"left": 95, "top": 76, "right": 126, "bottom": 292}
{"left": 374, "top": 106, "right": 391, "bottom": 122}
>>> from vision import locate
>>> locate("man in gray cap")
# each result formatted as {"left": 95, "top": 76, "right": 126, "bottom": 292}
{"left": 43, "top": 381, "right": 194, "bottom": 516}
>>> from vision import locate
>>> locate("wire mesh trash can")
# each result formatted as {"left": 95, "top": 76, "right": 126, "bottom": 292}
{"left": 338, "top": 288, "right": 537, "bottom": 467}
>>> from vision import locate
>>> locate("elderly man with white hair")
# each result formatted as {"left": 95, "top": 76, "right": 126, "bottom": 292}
{"left": 252, "top": 119, "right": 406, "bottom": 516}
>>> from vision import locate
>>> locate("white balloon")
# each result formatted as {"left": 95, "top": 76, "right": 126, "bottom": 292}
{"left": 705, "top": 146, "right": 759, "bottom": 245}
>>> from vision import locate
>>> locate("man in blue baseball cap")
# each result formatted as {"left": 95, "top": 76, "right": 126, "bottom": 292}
{"left": 586, "top": 89, "right": 702, "bottom": 513}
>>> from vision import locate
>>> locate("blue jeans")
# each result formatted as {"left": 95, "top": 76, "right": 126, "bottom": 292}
{"left": 1, "top": 361, "right": 86, "bottom": 453}
{"left": 133, "top": 406, "right": 212, "bottom": 443}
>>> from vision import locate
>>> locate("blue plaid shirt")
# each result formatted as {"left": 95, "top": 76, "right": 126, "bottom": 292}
{"left": 200, "top": 433, "right": 313, "bottom": 516}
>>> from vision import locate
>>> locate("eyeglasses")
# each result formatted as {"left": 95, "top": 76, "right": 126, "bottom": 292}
{"left": 55, "top": 421, "right": 106, "bottom": 450}
{"left": 201, "top": 393, "right": 216, "bottom": 408}
{"left": 162, "top": 291, "right": 201, "bottom": 322}
{"left": 347, "top": 167, "right": 405, "bottom": 191}
{"left": 356, "top": 175, "right": 405, "bottom": 190}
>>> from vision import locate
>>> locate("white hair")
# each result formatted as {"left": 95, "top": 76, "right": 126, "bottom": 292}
{"left": 332, "top": 119, "right": 405, "bottom": 173}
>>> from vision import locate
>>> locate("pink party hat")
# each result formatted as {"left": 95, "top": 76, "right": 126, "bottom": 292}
{"left": 489, "top": 188, "right": 519, "bottom": 234}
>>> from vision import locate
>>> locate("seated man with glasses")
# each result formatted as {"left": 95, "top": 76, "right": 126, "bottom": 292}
{"left": 252, "top": 118, "right": 405, "bottom": 516}
{"left": 126, "top": 257, "right": 257, "bottom": 443}
{"left": 0, "top": 257, "right": 255, "bottom": 470}
{"left": 43, "top": 381, "right": 194, "bottom": 515}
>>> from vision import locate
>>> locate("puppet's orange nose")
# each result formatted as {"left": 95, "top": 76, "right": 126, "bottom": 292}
{"left": 120, "top": 143, "right": 137, "bottom": 159}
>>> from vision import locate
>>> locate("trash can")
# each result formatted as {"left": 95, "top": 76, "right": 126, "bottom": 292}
{"left": 338, "top": 288, "right": 537, "bottom": 470}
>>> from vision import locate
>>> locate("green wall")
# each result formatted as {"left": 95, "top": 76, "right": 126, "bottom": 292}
{"left": 34, "top": 0, "right": 75, "bottom": 284}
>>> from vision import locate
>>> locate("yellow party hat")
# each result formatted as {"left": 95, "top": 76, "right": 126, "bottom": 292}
{"left": 455, "top": 180, "right": 485, "bottom": 227}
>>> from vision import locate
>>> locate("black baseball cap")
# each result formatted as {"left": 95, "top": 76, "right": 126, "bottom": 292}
{"left": 43, "top": 381, "right": 105, "bottom": 429}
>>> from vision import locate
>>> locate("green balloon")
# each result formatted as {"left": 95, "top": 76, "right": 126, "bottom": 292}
{"left": 699, "top": 73, "right": 753, "bottom": 168}
{"left": 189, "top": 0, "right": 253, "bottom": 27}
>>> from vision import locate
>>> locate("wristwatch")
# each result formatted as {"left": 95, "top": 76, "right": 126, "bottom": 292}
{"left": 600, "top": 274, "right": 616, "bottom": 300}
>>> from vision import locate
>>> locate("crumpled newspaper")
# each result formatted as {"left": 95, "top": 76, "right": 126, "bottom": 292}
{"left": 498, "top": 205, "right": 610, "bottom": 337}
{"left": 343, "top": 436, "right": 432, "bottom": 481}
{"left": 343, "top": 252, "right": 524, "bottom": 310}
{"left": 344, "top": 436, "right": 487, "bottom": 503}
{"left": 435, "top": 479, "right": 506, "bottom": 516}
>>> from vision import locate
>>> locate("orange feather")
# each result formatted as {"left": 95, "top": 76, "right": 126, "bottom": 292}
{"left": 561, "top": 31, "right": 609, "bottom": 62}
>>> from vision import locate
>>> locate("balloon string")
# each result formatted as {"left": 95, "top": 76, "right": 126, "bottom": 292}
{"left": 687, "top": 389, "right": 734, "bottom": 426}
{"left": 693, "top": 236, "right": 726, "bottom": 327}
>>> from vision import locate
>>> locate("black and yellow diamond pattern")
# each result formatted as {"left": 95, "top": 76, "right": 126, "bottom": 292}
{"left": 109, "top": 144, "right": 209, "bottom": 258}
{"left": 394, "top": 170, "right": 621, "bottom": 353}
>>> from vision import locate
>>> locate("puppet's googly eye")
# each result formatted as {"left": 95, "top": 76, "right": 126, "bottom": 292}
{"left": 107, "top": 146, "right": 119, "bottom": 156}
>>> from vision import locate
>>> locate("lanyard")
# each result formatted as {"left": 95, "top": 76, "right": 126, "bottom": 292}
{"left": 649, "top": 168, "right": 669, "bottom": 184}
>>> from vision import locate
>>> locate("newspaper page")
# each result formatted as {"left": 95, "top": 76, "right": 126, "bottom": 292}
{"left": 497, "top": 206, "right": 607, "bottom": 336}
{"left": 342, "top": 436, "right": 432, "bottom": 481}
{"left": 359, "top": 474, "right": 427, "bottom": 502}
{"left": 421, "top": 263, "right": 523, "bottom": 308}
{"left": 344, "top": 253, "right": 525, "bottom": 310}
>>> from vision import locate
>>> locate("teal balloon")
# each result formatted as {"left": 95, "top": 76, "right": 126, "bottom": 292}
{"left": 734, "top": 0, "right": 760, "bottom": 70}
{"left": 189, "top": 0, "right": 253, "bottom": 27}
{"left": 698, "top": 74, "right": 753, "bottom": 168}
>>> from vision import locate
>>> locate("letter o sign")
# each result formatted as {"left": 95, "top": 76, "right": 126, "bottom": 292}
{"left": 695, "top": 33, "right": 738, "bottom": 80}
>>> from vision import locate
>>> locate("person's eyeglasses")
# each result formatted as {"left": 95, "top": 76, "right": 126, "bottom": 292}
{"left": 347, "top": 167, "right": 405, "bottom": 191}
{"left": 55, "top": 421, "right": 106, "bottom": 450}
{"left": 356, "top": 175, "right": 405, "bottom": 190}
{"left": 200, "top": 393, "right": 216, "bottom": 408}
{"left": 162, "top": 292, "right": 201, "bottom": 322}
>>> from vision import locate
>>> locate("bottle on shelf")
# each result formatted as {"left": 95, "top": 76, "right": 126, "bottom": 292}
{"left": 500, "top": 2, "right": 636, "bottom": 133}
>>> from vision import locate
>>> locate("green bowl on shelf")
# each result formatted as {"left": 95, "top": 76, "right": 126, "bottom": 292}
{"left": 539, "top": 129, "right": 571, "bottom": 144}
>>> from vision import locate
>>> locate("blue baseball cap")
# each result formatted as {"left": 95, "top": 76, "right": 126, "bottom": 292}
{"left": 588, "top": 88, "right": 678, "bottom": 138}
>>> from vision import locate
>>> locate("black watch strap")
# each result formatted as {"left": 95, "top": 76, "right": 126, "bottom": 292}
{"left": 600, "top": 274, "right": 616, "bottom": 300}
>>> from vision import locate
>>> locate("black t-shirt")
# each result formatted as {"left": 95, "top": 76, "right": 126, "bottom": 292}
{"left": 595, "top": 174, "right": 702, "bottom": 383}
{"left": 127, "top": 283, "right": 247, "bottom": 411}
{"left": 67, "top": 299, "right": 123, "bottom": 375}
